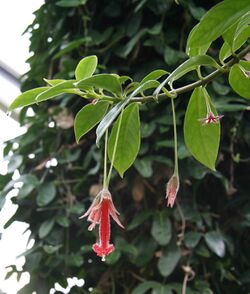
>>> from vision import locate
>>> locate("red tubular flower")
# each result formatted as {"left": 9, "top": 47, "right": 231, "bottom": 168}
{"left": 166, "top": 174, "right": 179, "bottom": 208}
{"left": 199, "top": 111, "right": 224, "bottom": 125}
{"left": 80, "top": 189, "right": 124, "bottom": 261}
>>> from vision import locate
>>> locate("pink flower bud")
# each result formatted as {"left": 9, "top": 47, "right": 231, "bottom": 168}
{"left": 166, "top": 174, "right": 179, "bottom": 208}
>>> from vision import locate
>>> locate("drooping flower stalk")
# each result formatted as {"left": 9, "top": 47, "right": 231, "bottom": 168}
{"left": 81, "top": 121, "right": 124, "bottom": 261}
{"left": 166, "top": 98, "right": 180, "bottom": 208}
{"left": 106, "top": 110, "right": 124, "bottom": 187}
{"left": 199, "top": 90, "right": 223, "bottom": 125}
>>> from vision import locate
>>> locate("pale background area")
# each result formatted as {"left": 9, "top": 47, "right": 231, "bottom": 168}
{"left": 0, "top": 1, "right": 84, "bottom": 293}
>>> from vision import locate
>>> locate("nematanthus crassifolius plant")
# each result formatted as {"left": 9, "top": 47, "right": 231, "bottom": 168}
{"left": 9, "top": 0, "right": 250, "bottom": 260}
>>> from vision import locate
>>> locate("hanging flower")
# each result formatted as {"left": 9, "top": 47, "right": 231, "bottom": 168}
{"left": 80, "top": 189, "right": 124, "bottom": 261}
{"left": 166, "top": 174, "right": 179, "bottom": 208}
{"left": 199, "top": 111, "right": 224, "bottom": 125}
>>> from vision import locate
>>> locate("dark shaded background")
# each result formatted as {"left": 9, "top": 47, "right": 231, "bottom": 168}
{"left": 1, "top": 0, "right": 250, "bottom": 293}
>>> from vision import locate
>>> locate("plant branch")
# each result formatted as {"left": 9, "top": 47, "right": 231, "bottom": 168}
{"left": 130, "top": 44, "right": 250, "bottom": 103}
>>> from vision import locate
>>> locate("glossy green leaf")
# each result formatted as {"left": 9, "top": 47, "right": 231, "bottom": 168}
{"left": 229, "top": 64, "right": 250, "bottom": 99}
{"left": 96, "top": 80, "right": 158, "bottom": 145}
{"left": 7, "top": 155, "right": 23, "bottom": 173}
{"left": 140, "top": 69, "right": 167, "bottom": 84}
{"left": 185, "top": 232, "right": 203, "bottom": 248}
{"left": 56, "top": 215, "right": 69, "bottom": 227}
{"left": 134, "top": 158, "right": 153, "bottom": 178}
{"left": 151, "top": 212, "right": 172, "bottom": 246}
{"left": 186, "top": 0, "right": 250, "bottom": 53}
{"left": 158, "top": 243, "right": 181, "bottom": 277}
{"left": 56, "top": 0, "right": 87, "bottom": 7}
{"left": 75, "top": 74, "right": 122, "bottom": 94}
{"left": 127, "top": 210, "right": 153, "bottom": 231}
{"left": 105, "top": 250, "right": 121, "bottom": 265}
{"left": 184, "top": 87, "right": 221, "bottom": 170}
{"left": 233, "top": 11, "right": 250, "bottom": 49}
{"left": 186, "top": 24, "right": 210, "bottom": 56}
{"left": 36, "top": 80, "right": 78, "bottom": 102}
{"left": 37, "top": 182, "right": 56, "bottom": 207}
{"left": 119, "top": 76, "right": 132, "bottom": 84}
{"left": 220, "top": 26, "right": 250, "bottom": 62}
{"left": 75, "top": 55, "right": 98, "bottom": 80}
{"left": 53, "top": 38, "right": 91, "bottom": 59}
{"left": 18, "top": 184, "right": 35, "bottom": 199}
{"left": 38, "top": 219, "right": 55, "bottom": 239}
{"left": 44, "top": 79, "right": 65, "bottom": 86}
{"left": 74, "top": 101, "right": 109, "bottom": 142}
{"left": 240, "top": 60, "right": 250, "bottom": 71}
{"left": 108, "top": 103, "right": 140, "bottom": 177}
{"left": 205, "top": 231, "right": 226, "bottom": 258}
{"left": 9, "top": 87, "right": 49, "bottom": 110}
{"left": 131, "top": 281, "right": 162, "bottom": 294}
{"left": 154, "top": 55, "right": 221, "bottom": 97}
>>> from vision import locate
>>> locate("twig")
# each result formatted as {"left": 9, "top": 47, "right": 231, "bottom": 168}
{"left": 130, "top": 45, "right": 250, "bottom": 103}
{"left": 182, "top": 257, "right": 195, "bottom": 294}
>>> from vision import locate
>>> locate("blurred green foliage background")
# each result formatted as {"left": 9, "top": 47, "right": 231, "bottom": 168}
{"left": 1, "top": 0, "right": 250, "bottom": 293}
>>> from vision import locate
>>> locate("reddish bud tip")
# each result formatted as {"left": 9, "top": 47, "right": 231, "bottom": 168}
{"left": 166, "top": 174, "right": 179, "bottom": 208}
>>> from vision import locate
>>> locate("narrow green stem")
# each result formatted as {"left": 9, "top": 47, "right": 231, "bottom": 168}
{"left": 103, "top": 129, "right": 109, "bottom": 189}
{"left": 171, "top": 98, "right": 178, "bottom": 175}
{"left": 106, "top": 111, "right": 124, "bottom": 187}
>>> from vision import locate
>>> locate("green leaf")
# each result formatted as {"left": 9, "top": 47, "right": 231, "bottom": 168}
{"left": 43, "top": 245, "right": 62, "bottom": 254}
{"left": 75, "top": 55, "right": 98, "bottom": 80}
{"left": 131, "top": 281, "right": 162, "bottom": 294}
{"left": 134, "top": 158, "right": 153, "bottom": 178}
{"left": 36, "top": 182, "right": 56, "bottom": 207}
{"left": 186, "top": 24, "right": 210, "bottom": 56}
{"left": 96, "top": 80, "right": 158, "bottom": 145}
{"left": 44, "top": 79, "right": 65, "bottom": 86}
{"left": 9, "top": 87, "right": 49, "bottom": 110}
{"left": 184, "top": 87, "right": 221, "bottom": 170}
{"left": 127, "top": 210, "right": 153, "bottom": 231}
{"left": 56, "top": 0, "right": 87, "bottom": 7}
{"left": 108, "top": 103, "right": 140, "bottom": 177}
{"left": 154, "top": 55, "right": 221, "bottom": 97}
{"left": 38, "top": 219, "right": 55, "bottom": 239}
{"left": 105, "top": 250, "right": 121, "bottom": 264}
{"left": 151, "top": 212, "right": 172, "bottom": 246}
{"left": 186, "top": 0, "right": 250, "bottom": 53}
{"left": 205, "top": 231, "right": 226, "bottom": 258}
{"left": 7, "top": 155, "right": 23, "bottom": 173}
{"left": 56, "top": 215, "right": 69, "bottom": 227}
{"left": 74, "top": 101, "right": 109, "bottom": 142}
{"left": 158, "top": 243, "right": 181, "bottom": 277}
{"left": 185, "top": 232, "right": 203, "bottom": 248}
{"left": 53, "top": 38, "right": 91, "bottom": 59}
{"left": 75, "top": 74, "right": 122, "bottom": 94}
{"left": 140, "top": 69, "right": 167, "bottom": 84}
{"left": 36, "top": 80, "right": 78, "bottom": 102}
{"left": 220, "top": 26, "right": 250, "bottom": 62}
{"left": 18, "top": 184, "right": 35, "bottom": 199}
{"left": 229, "top": 64, "right": 250, "bottom": 99}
